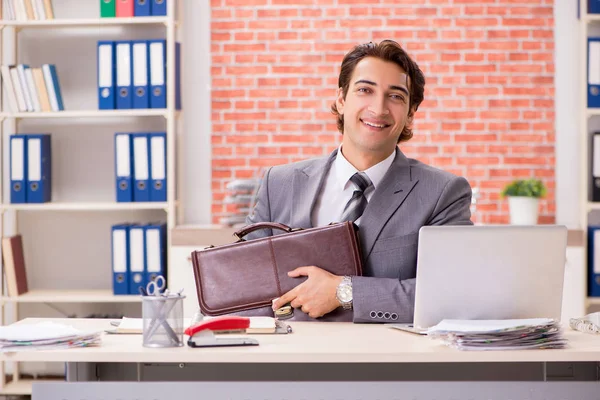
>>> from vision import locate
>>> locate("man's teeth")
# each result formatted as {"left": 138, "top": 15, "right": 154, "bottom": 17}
{"left": 363, "top": 121, "right": 386, "bottom": 128}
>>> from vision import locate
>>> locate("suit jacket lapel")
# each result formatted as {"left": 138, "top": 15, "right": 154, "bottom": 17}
{"left": 291, "top": 150, "right": 336, "bottom": 228}
{"left": 359, "top": 148, "right": 418, "bottom": 260}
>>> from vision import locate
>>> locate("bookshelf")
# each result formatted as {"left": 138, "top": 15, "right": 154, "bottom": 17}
{"left": 0, "top": 0, "right": 183, "bottom": 395}
{"left": 580, "top": 1, "right": 600, "bottom": 311}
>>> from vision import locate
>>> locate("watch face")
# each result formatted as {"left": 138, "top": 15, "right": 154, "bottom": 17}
{"left": 337, "top": 285, "right": 352, "bottom": 303}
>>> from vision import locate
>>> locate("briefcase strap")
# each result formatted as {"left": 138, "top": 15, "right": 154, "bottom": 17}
{"left": 234, "top": 222, "right": 298, "bottom": 239}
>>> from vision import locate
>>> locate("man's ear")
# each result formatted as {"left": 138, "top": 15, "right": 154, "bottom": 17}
{"left": 335, "top": 87, "right": 345, "bottom": 115}
{"left": 406, "top": 106, "right": 417, "bottom": 125}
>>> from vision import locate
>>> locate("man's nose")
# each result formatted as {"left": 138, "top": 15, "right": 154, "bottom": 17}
{"left": 368, "top": 95, "right": 389, "bottom": 117}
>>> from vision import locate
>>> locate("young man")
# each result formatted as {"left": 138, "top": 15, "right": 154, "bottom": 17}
{"left": 247, "top": 40, "right": 473, "bottom": 323}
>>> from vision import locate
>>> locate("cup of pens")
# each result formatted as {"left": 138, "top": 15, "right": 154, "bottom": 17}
{"left": 141, "top": 275, "right": 185, "bottom": 348}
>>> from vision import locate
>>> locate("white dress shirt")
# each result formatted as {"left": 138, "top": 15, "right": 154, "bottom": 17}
{"left": 311, "top": 146, "right": 396, "bottom": 227}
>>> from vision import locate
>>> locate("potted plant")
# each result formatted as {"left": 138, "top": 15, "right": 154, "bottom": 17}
{"left": 501, "top": 179, "right": 547, "bottom": 225}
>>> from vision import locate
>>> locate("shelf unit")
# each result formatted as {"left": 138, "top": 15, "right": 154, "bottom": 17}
{"left": 0, "top": 1, "right": 182, "bottom": 395}
{"left": 581, "top": 1, "right": 600, "bottom": 310}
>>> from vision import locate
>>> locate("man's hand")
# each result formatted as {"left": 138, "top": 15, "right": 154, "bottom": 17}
{"left": 272, "top": 266, "right": 343, "bottom": 318}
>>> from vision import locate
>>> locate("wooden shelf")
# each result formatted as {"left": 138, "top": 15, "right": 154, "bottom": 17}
{"left": 0, "top": 109, "right": 170, "bottom": 119}
{"left": 1, "top": 201, "right": 169, "bottom": 211}
{"left": 584, "top": 14, "right": 600, "bottom": 22}
{"left": 0, "top": 378, "right": 65, "bottom": 395}
{"left": 0, "top": 16, "right": 170, "bottom": 27}
{"left": 587, "top": 108, "right": 600, "bottom": 117}
{"left": 1, "top": 289, "right": 141, "bottom": 303}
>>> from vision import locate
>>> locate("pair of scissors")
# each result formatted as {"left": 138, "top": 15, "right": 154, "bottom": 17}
{"left": 146, "top": 275, "right": 166, "bottom": 297}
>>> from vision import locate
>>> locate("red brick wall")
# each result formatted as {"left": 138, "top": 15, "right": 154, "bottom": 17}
{"left": 210, "top": 0, "right": 555, "bottom": 225}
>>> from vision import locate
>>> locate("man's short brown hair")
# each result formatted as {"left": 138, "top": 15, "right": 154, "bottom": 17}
{"left": 331, "top": 40, "right": 425, "bottom": 143}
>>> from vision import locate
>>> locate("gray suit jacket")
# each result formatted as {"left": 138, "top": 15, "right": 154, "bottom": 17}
{"left": 246, "top": 148, "right": 473, "bottom": 323}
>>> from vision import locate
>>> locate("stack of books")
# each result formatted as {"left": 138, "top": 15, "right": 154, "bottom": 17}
{"left": 1, "top": 0, "right": 55, "bottom": 21}
{"left": 426, "top": 318, "right": 567, "bottom": 351}
{"left": 1, "top": 64, "right": 64, "bottom": 112}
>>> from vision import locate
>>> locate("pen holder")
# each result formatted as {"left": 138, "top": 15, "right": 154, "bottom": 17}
{"left": 142, "top": 294, "right": 185, "bottom": 348}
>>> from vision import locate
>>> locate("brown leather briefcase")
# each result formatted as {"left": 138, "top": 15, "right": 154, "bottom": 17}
{"left": 190, "top": 221, "right": 363, "bottom": 322}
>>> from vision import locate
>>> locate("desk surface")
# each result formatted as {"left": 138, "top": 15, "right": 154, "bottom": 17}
{"left": 2, "top": 318, "right": 600, "bottom": 364}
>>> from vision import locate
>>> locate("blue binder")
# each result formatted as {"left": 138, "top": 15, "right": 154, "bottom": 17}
{"left": 591, "top": 0, "right": 600, "bottom": 14}
{"left": 26, "top": 134, "right": 51, "bottom": 203}
{"left": 589, "top": 38, "right": 600, "bottom": 108}
{"left": 111, "top": 224, "right": 130, "bottom": 295}
{"left": 149, "top": 39, "right": 166, "bottom": 109}
{"left": 116, "top": 41, "right": 133, "bottom": 109}
{"left": 128, "top": 224, "right": 146, "bottom": 295}
{"left": 149, "top": 132, "right": 167, "bottom": 202}
{"left": 132, "top": 133, "right": 150, "bottom": 202}
{"left": 151, "top": 0, "right": 166, "bottom": 16}
{"left": 589, "top": 225, "right": 600, "bottom": 296}
{"left": 115, "top": 133, "right": 133, "bottom": 202}
{"left": 175, "top": 41, "right": 181, "bottom": 110}
{"left": 98, "top": 41, "right": 116, "bottom": 110}
{"left": 144, "top": 223, "right": 167, "bottom": 285}
{"left": 9, "top": 135, "right": 27, "bottom": 204}
{"left": 132, "top": 40, "right": 150, "bottom": 109}
{"left": 134, "top": 0, "right": 151, "bottom": 16}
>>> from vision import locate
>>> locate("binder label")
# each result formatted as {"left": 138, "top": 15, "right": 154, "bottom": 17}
{"left": 595, "top": 135, "right": 600, "bottom": 178}
{"left": 146, "top": 229, "right": 161, "bottom": 273}
{"left": 590, "top": 41, "right": 600, "bottom": 85}
{"left": 150, "top": 42, "right": 165, "bottom": 86}
{"left": 134, "top": 136, "right": 149, "bottom": 180}
{"left": 116, "top": 134, "right": 131, "bottom": 177}
{"left": 130, "top": 228, "right": 144, "bottom": 273}
{"left": 99, "top": 44, "right": 113, "bottom": 89}
{"left": 133, "top": 43, "right": 148, "bottom": 86}
{"left": 595, "top": 231, "right": 600, "bottom": 274}
{"left": 28, "top": 138, "right": 41, "bottom": 181}
{"left": 151, "top": 136, "right": 166, "bottom": 180}
{"left": 113, "top": 230, "right": 127, "bottom": 273}
{"left": 117, "top": 43, "right": 132, "bottom": 87}
{"left": 11, "top": 138, "right": 24, "bottom": 180}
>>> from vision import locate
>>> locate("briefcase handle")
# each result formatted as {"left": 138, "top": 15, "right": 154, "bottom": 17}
{"left": 234, "top": 222, "right": 296, "bottom": 239}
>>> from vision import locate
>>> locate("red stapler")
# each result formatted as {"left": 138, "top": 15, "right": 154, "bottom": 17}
{"left": 185, "top": 316, "right": 260, "bottom": 348}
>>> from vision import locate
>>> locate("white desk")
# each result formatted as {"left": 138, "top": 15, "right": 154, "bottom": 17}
{"left": 3, "top": 318, "right": 600, "bottom": 399}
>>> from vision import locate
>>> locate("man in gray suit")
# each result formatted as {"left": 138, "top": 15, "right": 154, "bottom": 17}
{"left": 249, "top": 40, "right": 473, "bottom": 323}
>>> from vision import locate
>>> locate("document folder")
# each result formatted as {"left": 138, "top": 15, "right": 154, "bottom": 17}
{"left": 10, "top": 135, "right": 27, "bottom": 204}
{"left": 115, "top": 133, "right": 133, "bottom": 202}
{"left": 132, "top": 133, "right": 150, "bottom": 202}
{"left": 129, "top": 225, "right": 146, "bottom": 295}
{"left": 589, "top": 225, "right": 600, "bottom": 297}
{"left": 149, "top": 132, "right": 166, "bottom": 201}
{"left": 101, "top": 0, "right": 116, "bottom": 17}
{"left": 112, "top": 224, "right": 130, "bottom": 295}
{"left": 589, "top": 38, "right": 600, "bottom": 108}
{"left": 149, "top": 39, "right": 166, "bottom": 109}
{"left": 591, "top": 0, "right": 600, "bottom": 14}
{"left": 116, "top": 0, "right": 134, "bottom": 17}
{"left": 116, "top": 41, "right": 133, "bottom": 109}
{"left": 134, "top": 0, "right": 151, "bottom": 16}
{"left": 42, "top": 64, "right": 65, "bottom": 111}
{"left": 132, "top": 40, "right": 150, "bottom": 109}
{"left": 144, "top": 223, "right": 167, "bottom": 285}
{"left": 98, "top": 41, "right": 116, "bottom": 110}
{"left": 592, "top": 132, "right": 600, "bottom": 202}
{"left": 26, "top": 134, "right": 51, "bottom": 203}
{"left": 151, "top": 0, "right": 166, "bottom": 16}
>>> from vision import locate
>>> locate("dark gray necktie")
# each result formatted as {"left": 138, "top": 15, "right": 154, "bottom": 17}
{"left": 340, "top": 172, "right": 373, "bottom": 222}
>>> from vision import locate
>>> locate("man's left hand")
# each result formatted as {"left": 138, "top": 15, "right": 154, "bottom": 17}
{"left": 271, "top": 266, "right": 342, "bottom": 318}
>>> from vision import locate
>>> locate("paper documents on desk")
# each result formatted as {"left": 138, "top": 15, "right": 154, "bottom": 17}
{"left": 426, "top": 318, "right": 567, "bottom": 351}
{"left": 0, "top": 321, "right": 102, "bottom": 352}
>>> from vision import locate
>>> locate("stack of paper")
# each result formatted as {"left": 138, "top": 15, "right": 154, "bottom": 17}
{"left": 426, "top": 318, "right": 567, "bottom": 351}
{"left": 0, "top": 321, "right": 102, "bottom": 352}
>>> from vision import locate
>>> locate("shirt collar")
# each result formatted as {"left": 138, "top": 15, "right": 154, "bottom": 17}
{"left": 334, "top": 145, "right": 396, "bottom": 191}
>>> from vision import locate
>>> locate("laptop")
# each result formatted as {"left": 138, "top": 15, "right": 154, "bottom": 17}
{"left": 391, "top": 225, "right": 568, "bottom": 335}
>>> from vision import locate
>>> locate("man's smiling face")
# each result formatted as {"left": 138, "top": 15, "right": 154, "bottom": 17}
{"left": 335, "top": 56, "right": 413, "bottom": 165}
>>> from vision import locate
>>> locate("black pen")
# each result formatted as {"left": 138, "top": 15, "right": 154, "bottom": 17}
{"left": 138, "top": 286, "right": 148, "bottom": 296}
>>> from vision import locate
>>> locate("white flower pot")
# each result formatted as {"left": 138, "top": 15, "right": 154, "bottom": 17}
{"left": 508, "top": 196, "right": 539, "bottom": 225}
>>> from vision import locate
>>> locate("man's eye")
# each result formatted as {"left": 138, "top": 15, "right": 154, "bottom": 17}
{"left": 357, "top": 87, "right": 370, "bottom": 93}
{"left": 391, "top": 94, "right": 405, "bottom": 101}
